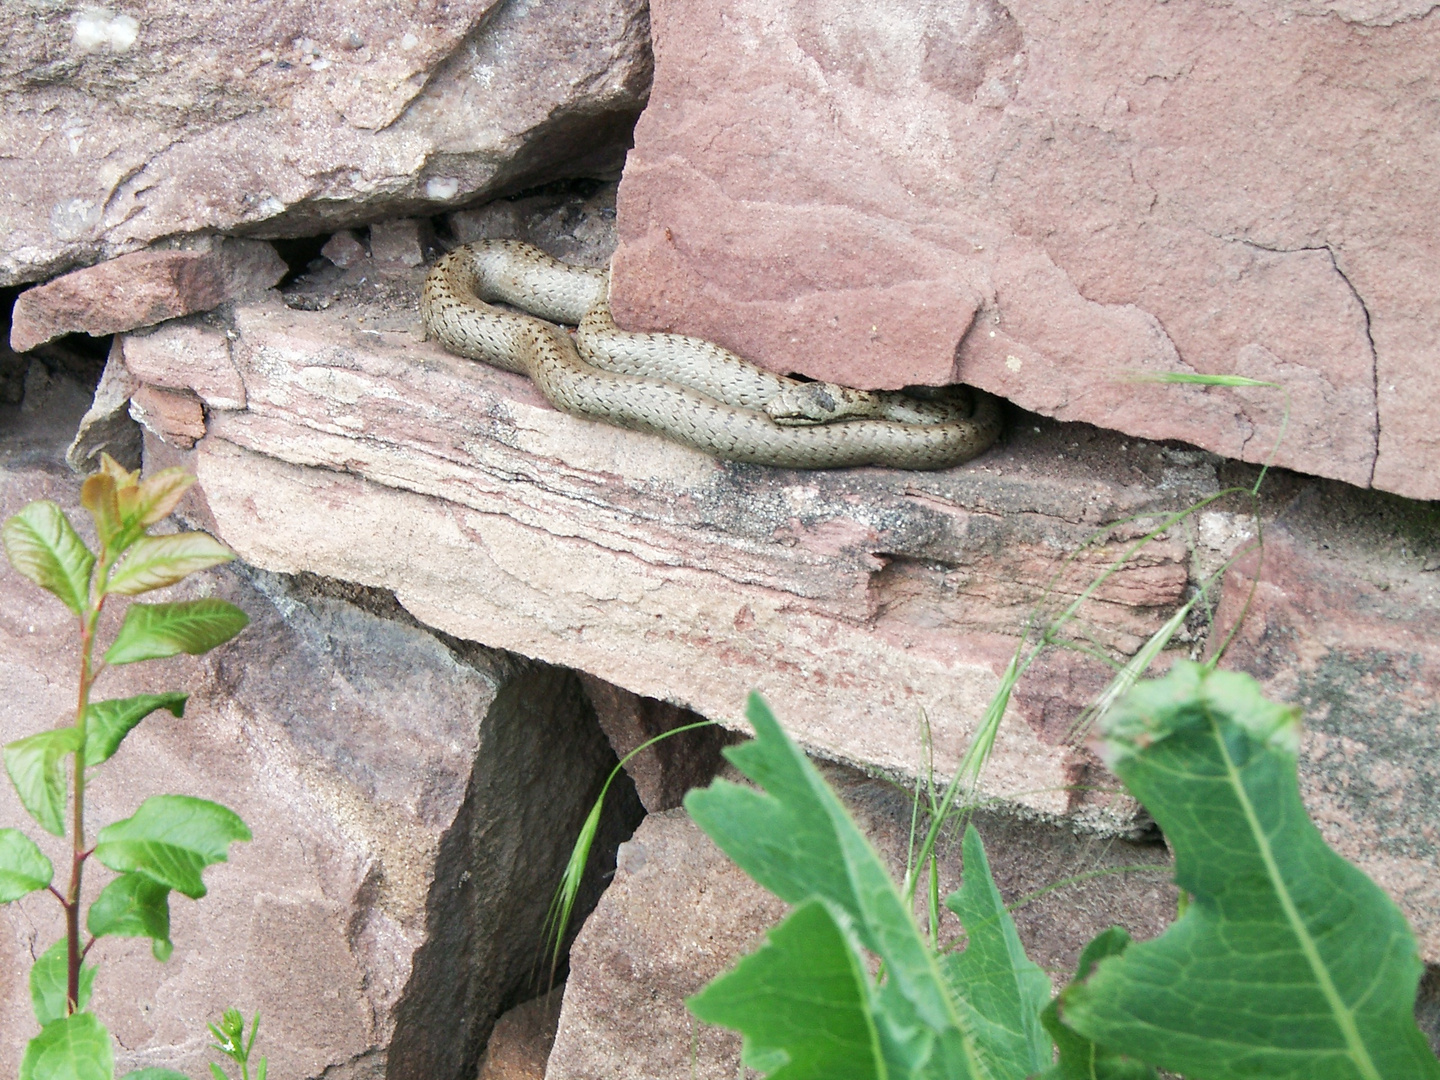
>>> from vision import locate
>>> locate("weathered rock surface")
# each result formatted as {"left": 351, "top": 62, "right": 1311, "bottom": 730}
{"left": 0, "top": 0, "right": 652, "bottom": 287}
{"left": 547, "top": 776, "right": 1178, "bottom": 1080}
{"left": 477, "top": 992, "right": 562, "bottom": 1080}
{"left": 66, "top": 339, "right": 144, "bottom": 472}
{"left": 95, "top": 237, "right": 1438, "bottom": 958}
{"left": 609, "top": 0, "right": 1440, "bottom": 499}
{"left": 0, "top": 391, "right": 643, "bottom": 1080}
{"left": 9, "top": 241, "right": 286, "bottom": 351}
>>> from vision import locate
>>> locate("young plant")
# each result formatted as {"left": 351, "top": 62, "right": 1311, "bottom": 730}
{"left": 207, "top": 1008, "right": 266, "bottom": 1080}
{"left": 0, "top": 454, "right": 252, "bottom": 1080}
{"left": 684, "top": 683, "right": 1440, "bottom": 1079}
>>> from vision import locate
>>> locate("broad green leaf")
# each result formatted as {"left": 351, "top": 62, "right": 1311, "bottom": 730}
{"left": 2, "top": 502, "right": 94, "bottom": 617}
{"left": 1063, "top": 662, "right": 1440, "bottom": 1080}
{"left": 689, "top": 899, "right": 884, "bottom": 1079}
{"left": 94, "top": 795, "right": 250, "bottom": 899}
{"left": 104, "top": 599, "right": 249, "bottom": 666}
{"left": 0, "top": 827, "right": 53, "bottom": 900}
{"left": 105, "top": 533, "right": 234, "bottom": 596}
{"left": 87, "top": 872, "right": 173, "bottom": 960}
{"left": 80, "top": 473, "right": 124, "bottom": 551}
{"left": 1040, "top": 928, "right": 1157, "bottom": 1080}
{"left": 84, "top": 693, "right": 189, "bottom": 766}
{"left": 939, "top": 826, "right": 1053, "bottom": 1079}
{"left": 121, "top": 1071, "right": 190, "bottom": 1080}
{"left": 19, "top": 1011, "right": 113, "bottom": 1080}
{"left": 30, "top": 940, "right": 97, "bottom": 1026}
{"left": 685, "top": 694, "right": 986, "bottom": 1079}
{"left": 5, "top": 728, "right": 84, "bottom": 836}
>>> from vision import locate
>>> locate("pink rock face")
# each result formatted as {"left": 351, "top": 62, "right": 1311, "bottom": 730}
{"left": 10, "top": 251, "right": 226, "bottom": 352}
{"left": 610, "top": 0, "right": 1440, "bottom": 498}
{"left": 123, "top": 321, "right": 248, "bottom": 411}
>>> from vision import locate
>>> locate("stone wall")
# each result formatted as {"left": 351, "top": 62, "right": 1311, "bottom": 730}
{"left": 3, "top": 1, "right": 1439, "bottom": 1075}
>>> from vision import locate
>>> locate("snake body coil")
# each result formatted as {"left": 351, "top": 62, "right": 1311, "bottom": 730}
{"left": 421, "top": 240, "right": 1002, "bottom": 470}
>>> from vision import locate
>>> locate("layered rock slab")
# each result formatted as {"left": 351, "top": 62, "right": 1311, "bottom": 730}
{"left": 547, "top": 773, "right": 1178, "bottom": 1080}
{"left": 0, "top": 403, "right": 642, "bottom": 1079}
{"left": 609, "top": 0, "right": 1440, "bottom": 499}
{"left": 0, "top": 0, "right": 652, "bottom": 286}
{"left": 106, "top": 247, "right": 1440, "bottom": 961}
{"left": 164, "top": 266, "right": 1216, "bottom": 827}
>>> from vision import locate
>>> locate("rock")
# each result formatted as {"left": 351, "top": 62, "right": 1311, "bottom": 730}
{"left": 577, "top": 674, "right": 731, "bottom": 812}
{"left": 449, "top": 181, "right": 620, "bottom": 268}
{"left": 323, "top": 231, "right": 371, "bottom": 270}
{"left": 11, "top": 251, "right": 225, "bottom": 352}
{"left": 370, "top": 220, "right": 433, "bottom": 267}
{"left": 211, "top": 237, "right": 291, "bottom": 300}
{"left": 608, "top": 0, "right": 1440, "bottom": 500}
{"left": 547, "top": 776, "right": 1178, "bottom": 1079}
{"left": 0, "top": 406, "right": 644, "bottom": 1080}
{"left": 1210, "top": 485, "right": 1440, "bottom": 959}
{"left": 108, "top": 245, "right": 1440, "bottom": 960}
{"left": 122, "top": 318, "right": 247, "bottom": 411}
{"left": 65, "top": 338, "right": 143, "bottom": 472}
{"left": 0, "top": 0, "right": 653, "bottom": 288}
{"left": 476, "top": 992, "right": 562, "bottom": 1080}
{"left": 9, "top": 240, "right": 287, "bottom": 353}
{"left": 129, "top": 383, "right": 207, "bottom": 448}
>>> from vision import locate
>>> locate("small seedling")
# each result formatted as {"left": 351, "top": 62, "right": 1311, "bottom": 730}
{"left": 207, "top": 1008, "right": 266, "bottom": 1080}
{"left": 1, "top": 454, "right": 252, "bottom": 1080}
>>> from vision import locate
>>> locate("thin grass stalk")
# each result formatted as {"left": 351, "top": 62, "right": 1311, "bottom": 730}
{"left": 542, "top": 720, "right": 720, "bottom": 982}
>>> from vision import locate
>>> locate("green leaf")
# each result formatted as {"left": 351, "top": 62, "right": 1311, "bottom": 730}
{"left": 3, "top": 502, "right": 95, "bottom": 617}
{"left": 84, "top": 693, "right": 189, "bottom": 766}
{"left": 30, "top": 940, "right": 97, "bottom": 1027}
{"left": 87, "top": 872, "right": 173, "bottom": 960}
{"left": 688, "top": 898, "right": 885, "bottom": 1079}
{"left": 104, "top": 533, "right": 234, "bottom": 596}
{"left": 121, "top": 1071, "right": 191, "bottom": 1080}
{"left": 4, "top": 728, "right": 84, "bottom": 836}
{"left": 685, "top": 693, "right": 985, "bottom": 1079}
{"left": 939, "top": 826, "right": 1053, "bottom": 1079}
{"left": 94, "top": 795, "right": 250, "bottom": 899}
{"left": 19, "top": 1011, "right": 113, "bottom": 1080}
{"left": 0, "top": 827, "right": 53, "bottom": 901}
{"left": 1063, "top": 661, "right": 1440, "bottom": 1080}
{"left": 103, "top": 599, "right": 249, "bottom": 666}
{"left": 1039, "top": 928, "right": 1157, "bottom": 1080}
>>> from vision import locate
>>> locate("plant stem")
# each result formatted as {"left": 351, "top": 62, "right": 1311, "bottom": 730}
{"left": 67, "top": 562, "right": 108, "bottom": 1014}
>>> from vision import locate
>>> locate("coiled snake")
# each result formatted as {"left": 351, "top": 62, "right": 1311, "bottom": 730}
{"left": 421, "top": 240, "right": 1002, "bottom": 469}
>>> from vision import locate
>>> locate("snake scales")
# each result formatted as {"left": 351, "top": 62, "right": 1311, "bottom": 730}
{"left": 420, "top": 240, "right": 1002, "bottom": 469}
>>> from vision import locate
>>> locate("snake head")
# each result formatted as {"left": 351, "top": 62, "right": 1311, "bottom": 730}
{"left": 764, "top": 382, "right": 851, "bottom": 425}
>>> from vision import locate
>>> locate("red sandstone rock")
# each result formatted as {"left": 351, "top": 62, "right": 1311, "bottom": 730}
{"left": 10, "top": 251, "right": 226, "bottom": 352}
{"left": 610, "top": 0, "right": 1439, "bottom": 499}
{"left": 370, "top": 219, "right": 432, "bottom": 267}
{"left": 123, "top": 321, "right": 247, "bottom": 411}
{"left": 322, "top": 231, "right": 370, "bottom": 269}
{"left": 476, "top": 992, "right": 561, "bottom": 1080}
{"left": 9, "top": 239, "right": 287, "bottom": 353}
{"left": 128, "top": 384, "right": 207, "bottom": 449}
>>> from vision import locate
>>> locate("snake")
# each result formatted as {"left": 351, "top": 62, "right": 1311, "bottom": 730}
{"left": 420, "top": 239, "right": 1002, "bottom": 470}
